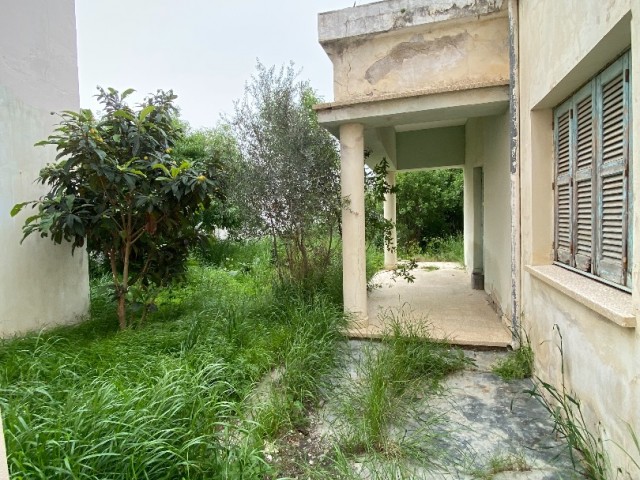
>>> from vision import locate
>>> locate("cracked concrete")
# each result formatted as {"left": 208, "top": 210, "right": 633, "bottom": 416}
{"left": 313, "top": 343, "right": 578, "bottom": 479}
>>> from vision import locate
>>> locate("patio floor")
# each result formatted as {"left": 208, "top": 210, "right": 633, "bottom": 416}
{"left": 348, "top": 262, "right": 513, "bottom": 348}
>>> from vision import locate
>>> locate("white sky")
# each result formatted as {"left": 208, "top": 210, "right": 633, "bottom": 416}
{"left": 75, "top": 1, "right": 375, "bottom": 129}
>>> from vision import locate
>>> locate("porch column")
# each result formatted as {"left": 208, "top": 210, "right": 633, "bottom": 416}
{"left": 383, "top": 170, "right": 397, "bottom": 269}
{"left": 340, "top": 123, "right": 368, "bottom": 324}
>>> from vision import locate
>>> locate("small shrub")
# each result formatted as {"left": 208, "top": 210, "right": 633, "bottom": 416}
{"left": 492, "top": 344, "right": 534, "bottom": 380}
{"left": 471, "top": 451, "right": 530, "bottom": 479}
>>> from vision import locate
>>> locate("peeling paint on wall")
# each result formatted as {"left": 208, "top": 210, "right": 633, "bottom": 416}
{"left": 365, "top": 31, "right": 471, "bottom": 85}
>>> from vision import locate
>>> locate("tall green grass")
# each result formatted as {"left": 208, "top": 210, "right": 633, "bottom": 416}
{"left": 338, "top": 312, "right": 468, "bottom": 458}
{"left": 400, "top": 234, "right": 464, "bottom": 264}
{"left": 0, "top": 240, "right": 347, "bottom": 479}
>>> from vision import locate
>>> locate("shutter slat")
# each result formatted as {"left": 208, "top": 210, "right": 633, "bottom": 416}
{"left": 557, "top": 111, "right": 571, "bottom": 176}
{"left": 601, "top": 75, "right": 625, "bottom": 164}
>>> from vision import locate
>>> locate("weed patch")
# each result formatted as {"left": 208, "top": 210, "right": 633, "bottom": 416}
{"left": 0, "top": 242, "right": 346, "bottom": 479}
{"left": 492, "top": 343, "right": 533, "bottom": 380}
{"left": 526, "top": 326, "right": 609, "bottom": 479}
{"left": 470, "top": 451, "right": 530, "bottom": 479}
{"left": 334, "top": 310, "right": 468, "bottom": 467}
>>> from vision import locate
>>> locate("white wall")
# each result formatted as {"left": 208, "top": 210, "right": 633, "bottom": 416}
{"left": 464, "top": 114, "right": 512, "bottom": 322}
{"left": 519, "top": 0, "right": 640, "bottom": 475}
{"left": 0, "top": 1, "right": 89, "bottom": 337}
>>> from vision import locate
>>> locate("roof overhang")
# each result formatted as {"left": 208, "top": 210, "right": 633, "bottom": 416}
{"left": 315, "top": 82, "right": 510, "bottom": 136}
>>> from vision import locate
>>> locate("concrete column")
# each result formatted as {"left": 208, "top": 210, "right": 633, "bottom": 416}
{"left": 383, "top": 170, "right": 397, "bottom": 269}
{"left": 340, "top": 123, "right": 368, "bottom": 324}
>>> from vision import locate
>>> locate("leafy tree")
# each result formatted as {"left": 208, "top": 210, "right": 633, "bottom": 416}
{"left": 173, "top": 123, "right": 241, "bottom": 233}
{"left": 364, "top": 157, "right": 398, "bottom": 251}
{"left": 230, "top": 62, "right": 341, "bottom": 283}
{"left": 12, "top": 88, "right": 224, "bottom": 330}
{"left": 396, "top": 169, "right": 463, "bottom": 249}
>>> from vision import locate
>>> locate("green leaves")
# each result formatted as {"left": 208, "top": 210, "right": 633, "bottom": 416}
{"left": 138, "top": 105, "right": 155, "bottom": 123}
{"left": 113, "top": 110, "right": 135, "bottom": 121}
{"left": 14, "top": 86, "right": 224, "bottom": 329}
{"left": 10, "top": 202, "right": 29, "bottom": 218}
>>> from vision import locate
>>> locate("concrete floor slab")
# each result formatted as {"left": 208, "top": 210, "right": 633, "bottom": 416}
{"left": 350, "top": 262, "right": 512, "bottom": 348}
{"left": 311, "top": 343, "right": 579, "bottom": 479}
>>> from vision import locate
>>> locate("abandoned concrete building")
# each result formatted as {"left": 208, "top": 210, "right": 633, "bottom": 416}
{"left": 1, "top": 0, "right": 639, "bottom": 476}
{"left": 316, "top": 0, "right": 639, "bottom": 475}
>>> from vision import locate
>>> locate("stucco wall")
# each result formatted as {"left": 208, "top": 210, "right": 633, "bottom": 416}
{"left": 464, "top": 114, "right": 511, "bottom": 321}
{"left": 481, "top": 113, "right": 511, "bottom": 320}
{"left": 395, "top": 125, "right": 465, "bottom": 170}
{"left": 0, "top": 1, "right": 89, "bottom": 337}
{"left": 323, "top": 13, "right": 510, "bottom": 102}
{"left": 519, "top": 0, "right": 639, "bottom": 475}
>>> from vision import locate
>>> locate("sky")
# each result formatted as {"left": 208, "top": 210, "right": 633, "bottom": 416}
{"left": 75, "top": 1, "right": 375, "bottom": 129}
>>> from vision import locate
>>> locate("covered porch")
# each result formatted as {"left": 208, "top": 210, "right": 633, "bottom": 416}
{"left": 316, "top": 0, "right": 520, "bottom": 347}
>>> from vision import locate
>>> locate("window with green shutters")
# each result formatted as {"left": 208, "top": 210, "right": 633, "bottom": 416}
{"left": 553, "top": 50, "right": 632, "bottom": 291}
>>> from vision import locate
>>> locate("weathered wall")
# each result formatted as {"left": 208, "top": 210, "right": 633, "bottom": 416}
{"left": 481, "top": 113, "right": 511, "bottom": 321}
{"left": 321, "top": 5, "right": 509, "bottom": 102}
{"left": 0, "top": 1, "right": 89, "bottom": 337}
{"left": 464, "top": 114, "right": 511, "bottom": 321}
{"left": 519, "top": 0, "right": 640, "bottom": 475}
{"left": 395, "top": 125, "right": 465, "bottom": 170}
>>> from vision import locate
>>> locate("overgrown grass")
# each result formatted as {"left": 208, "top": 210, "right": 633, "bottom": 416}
{"left": 470, "top": 451, "right": 530, "bottom": 479}
{"left": 337, "top": 310, "right": 468, "bottom": 461}
{"left": 0, "top": 240, "right": 347, "bottom": 479}
{"left": 526, "top": 326, "right": 609, "bottom": 480}
{"left": 400, "top": 234, "right": 464, "bottom": 264}
{"left": 492, "top": 343, "right": 534, "bottom": 380}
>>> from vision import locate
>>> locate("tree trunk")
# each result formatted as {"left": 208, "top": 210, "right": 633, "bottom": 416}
{"left": 117, "top": 294, "right": 127, "bottom": 330}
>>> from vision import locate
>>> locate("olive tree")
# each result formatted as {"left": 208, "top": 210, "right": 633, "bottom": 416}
{"left": 231, "top": 63, "right": 341, "bottom": 283}
{"left": 12, "top": 88, "right": 224, "bottom": 329}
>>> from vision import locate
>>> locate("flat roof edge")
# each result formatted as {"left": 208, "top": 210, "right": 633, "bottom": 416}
{"left": 313, "top": 79, "right": 510, "bottom": 112}
{"left": 318, "top": 0, "right": 507, "bottom": 44}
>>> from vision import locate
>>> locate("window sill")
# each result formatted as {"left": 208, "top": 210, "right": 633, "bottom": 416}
{"left": 525, "top": 264, "right": 635, "bottom": 328}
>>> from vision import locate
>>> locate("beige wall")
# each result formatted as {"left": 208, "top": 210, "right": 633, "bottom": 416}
{"left": 396, "top": 126, "right": 465, "bottom": 170}
{"left": 519, "top": 0, "right": 639, "bottom": 474}
{"left": 323, "top": 14, "right": 510, "bottom": 102}
{"left": 464, "top": 114, "right": 512, "bottom": 321}
{"left": 0, "top": 1, "right": 89, "bottom": 337}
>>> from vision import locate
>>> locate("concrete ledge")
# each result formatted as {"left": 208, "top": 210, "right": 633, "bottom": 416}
{"left": 315, "top": 83, "right": 509, "bottom": 133}
{"left": 525, "top": 264, "right": 636, "bottom": 328}
{"left": 346, "top": 327, "right": 510, "bottom": 348}
{"left": 314, "top": 80, "right": 509, "bottom": 112}
{"left": 318, "top": 0, "right": 507, "bottom": 44}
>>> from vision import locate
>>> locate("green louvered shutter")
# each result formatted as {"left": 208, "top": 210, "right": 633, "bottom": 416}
{"left": 595, "top": 54, "right": 630, "bottom": 286}
{"left": 573, "top": 84, "right": 596, "bottom": 273}
{"left": 555, "top": 101, "right": 573, "bottom": 266}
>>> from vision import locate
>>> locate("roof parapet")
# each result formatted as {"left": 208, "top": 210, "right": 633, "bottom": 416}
{"left": 318, "top": 0, "right": 506, "bottom": 44}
